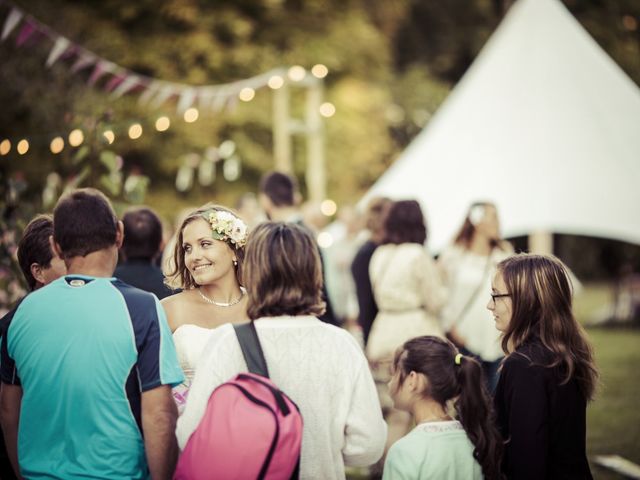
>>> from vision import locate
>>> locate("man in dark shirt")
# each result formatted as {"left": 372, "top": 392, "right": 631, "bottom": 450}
{"left": 115, "top": 207, "right": 172, "bottom": 299}
{"left": 258, "top": 171, "right": 340, "bottom": 326}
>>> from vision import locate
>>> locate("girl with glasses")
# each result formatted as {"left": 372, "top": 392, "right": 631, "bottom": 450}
{"left": 488, "top": 253, "right": 598, "bottom": 479}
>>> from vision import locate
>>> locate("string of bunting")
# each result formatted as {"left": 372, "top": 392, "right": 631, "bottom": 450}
{"left": 0, "top": 1, "right": 326, "bottom": 114}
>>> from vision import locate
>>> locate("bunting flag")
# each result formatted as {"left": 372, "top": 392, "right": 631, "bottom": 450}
{"left": 15, "top": 19, "right": 35, "bottom": 46}
{"left": 1, "top": 6, "right": 21, "bottom": 41}
{"left": 46, "top": 36, "right": 70, "bottom": 67}
{"left": 0, "top": 1, "right": 299, "bottom": 115}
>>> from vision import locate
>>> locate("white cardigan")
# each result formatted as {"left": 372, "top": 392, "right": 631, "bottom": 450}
{"left": 176, "top": 315, "right": 387, "bottom": 480}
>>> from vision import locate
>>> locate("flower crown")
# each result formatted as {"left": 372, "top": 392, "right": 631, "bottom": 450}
{"left": 205, "top": 210, "right": 248, "bottom": 248}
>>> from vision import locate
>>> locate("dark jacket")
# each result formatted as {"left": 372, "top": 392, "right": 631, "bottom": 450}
{"left": 114, "top": 259, "right": 172, "bottom": 300}
{"left": 494, "top": 337, "right": 593, "bottom": 479}
{"left": 350, "top": 240, "right": 378, "bottom": 345}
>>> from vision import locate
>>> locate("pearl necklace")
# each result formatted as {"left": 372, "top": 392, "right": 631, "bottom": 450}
{"left": 198, "top": 286, "right": 246, "bottom": 307}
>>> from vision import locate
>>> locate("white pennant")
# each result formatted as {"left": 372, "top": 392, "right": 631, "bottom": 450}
{"left": 150, "top": 84, "right": 175, "bottom": 108}
{"left": 177, "top": 88, "right": 196, "bottom": 114}
{"left": 138, "top": 81, "right": 158, "bottom": 106}
{"left": 1, "top": 8, "right": 23, "bottom": 41}
{"left": 111, "top": 75, "right": 139, "bottom": 98}
{"left": 46, "top": 36, "right": 70, "bottom": 67}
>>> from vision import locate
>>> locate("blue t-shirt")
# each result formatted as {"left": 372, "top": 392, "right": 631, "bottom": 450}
{"left": 0, "top": 275, "right": 184, "bottom": 479}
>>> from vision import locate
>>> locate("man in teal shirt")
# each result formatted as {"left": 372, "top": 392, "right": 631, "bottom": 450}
{"left": 1, "top": 188, "right": 184, "bottom": 479}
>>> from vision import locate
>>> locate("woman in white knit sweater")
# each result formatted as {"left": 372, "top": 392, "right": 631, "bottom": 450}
{"left": 176, "top": 222, "right": 386, "bottom": 479}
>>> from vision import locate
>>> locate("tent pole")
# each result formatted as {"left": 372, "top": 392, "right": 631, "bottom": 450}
{"left": 528, "top": 230, "right": 553, "bottom": 254}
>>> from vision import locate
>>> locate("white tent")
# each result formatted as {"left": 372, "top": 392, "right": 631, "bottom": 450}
{"left": 362, "top": 0, "right": 640, "bottom": 253}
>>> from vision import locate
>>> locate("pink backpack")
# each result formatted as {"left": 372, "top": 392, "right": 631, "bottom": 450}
{"left": 174, "top": 322, "right": 303, "bottom": 480}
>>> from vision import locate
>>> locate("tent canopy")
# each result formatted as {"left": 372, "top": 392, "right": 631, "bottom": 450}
{"left": 362, "top": 0, "right": 640, "bottom": 252}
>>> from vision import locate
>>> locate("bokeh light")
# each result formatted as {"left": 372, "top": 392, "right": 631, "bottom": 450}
{"left": 268, "top": 75, "right": 284, "bottom": 89}
{"left": 50, "top": 137, "right": 64, "bottom": 154}
{"left": 183, "top": 108, "right": 199, "bottom": 123}
{"left": 68, "top": 129, "right": 84, "bottom": 147}
{"left": 311, "top": 64, "right": 329, "bottom": 78}
{"left": 320, "top": 199, "right": 337, "bottom": 216}
{"left": 239, "top": 88, "right": 255, "bottom": 102}
{"left": 319, "top": 102, "right": 336, "bottom": 118}
{"left": 287, "top": 65, "right": 306, "bottom": 82}
{"left": 17, "top": 139, "right": 29, "bottom": 155}
{"left": 128, "top": 124, "right": 143, "bottom": 139}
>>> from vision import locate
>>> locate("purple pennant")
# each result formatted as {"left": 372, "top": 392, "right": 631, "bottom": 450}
{"left": 105, "top": 73, "right": 125, "bottom": 92}
{"left": 88, "top": 60, "right": 114, "bottom": 86}
{"left": 15, "top": 19, "right": 35, "bottom": 46}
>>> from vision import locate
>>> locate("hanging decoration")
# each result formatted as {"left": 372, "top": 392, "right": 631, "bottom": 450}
{"left": 0, "top": 1, "right": 289, "bottom": 115}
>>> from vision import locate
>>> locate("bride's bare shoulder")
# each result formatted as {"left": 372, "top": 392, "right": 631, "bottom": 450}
{"left": 161, "top": 290, "right": 196, "bottom": 331}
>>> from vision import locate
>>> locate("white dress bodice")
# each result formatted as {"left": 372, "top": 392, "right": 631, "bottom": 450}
{"left": 172, "top": 324, "right": 217, "bottom": 413}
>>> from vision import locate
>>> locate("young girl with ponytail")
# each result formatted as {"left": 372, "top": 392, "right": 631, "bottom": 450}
{"left": 383, "top": 336, "right": 503, "bottom": 480}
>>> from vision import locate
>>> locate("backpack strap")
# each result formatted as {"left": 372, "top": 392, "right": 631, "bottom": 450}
{"left": 233, "top": 321, "right": 270, "bottom": 378}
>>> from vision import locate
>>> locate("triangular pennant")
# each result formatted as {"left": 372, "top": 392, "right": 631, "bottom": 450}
{"left": 137, "top": 81, "right": 158, "bottom": 106}
{"left": 88, "top": 60, "right": 115, "bottom": 86}
{"left": 111, "top": 75, "right": 139, "bottom": 98}
{"left": 150, "top": 84, "right": 175, "bottom": 108}
{"left": 15, "top": 19, "right": 35, "bottom": 46}
{"left": 1, "top": 8, "right": 23, "bottom": 41}
{"left": 46, "top": 36, "right": 70, "bottom": 67}
{"left": 177, "top": 88, "right": 196, "bottom": 114}
{"left": 71, "top": 51, "right": 96, "bottom": 73}
{"left": 105, "top": 73, "right": 125, "bottom": 92}
{"left": 211, "top": 88, "right": 229, "bottom": 113}
{"left": 198, "top": 88, "right": 215, "bottom": 109}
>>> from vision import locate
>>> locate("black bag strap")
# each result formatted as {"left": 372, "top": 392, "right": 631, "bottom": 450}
{"left": 233, "top": 321, "right": 270, "bottom": 378}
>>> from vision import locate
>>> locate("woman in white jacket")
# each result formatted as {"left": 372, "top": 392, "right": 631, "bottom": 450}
{"left": 176, "top": 222, "right": 386, "bottom": 480}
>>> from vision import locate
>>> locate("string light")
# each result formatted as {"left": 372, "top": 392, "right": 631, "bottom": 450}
{"left": 239, "top": 88, "right": 255, "bottom": 102}
{"left": 17, "top": 139, "right": 29, "bottom": 155}
{"left": 287, "top": 66, "right": 306, "bottom": 82}
{"left": 0, "top": 139, "right": 10, "bottom": 155}
{"left": 317, "top": 231, "right": 334, "bottom": 249}
{"left": 155, "top": 116, "right": 170, "bottom": 131}
{"left": 50, "top": 136, "right": 64, "bottom": 154}
{"left": 68, "top": 129, "right": 84, "bottom": 147}
{"left": 103, "top": 130, "right": 115, "bottom": 144}
{"left": 128, "top": 124, "right": 143, "bottom": 139}
{"left": 319, "top": 102, "right": 336, "bottom": 118}
{"left": 311, "top": 64, "right": 328, "bottom": 79}
{"left": 183, "top": 108, "right": 199, "bottom": 123}
{"left": 268, "top": 75, "right": 284, "bottom": 89}
{"left": 320, "top": 199, "right": 337, "bottom": 216}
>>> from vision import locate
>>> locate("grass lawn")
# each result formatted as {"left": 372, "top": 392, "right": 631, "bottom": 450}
{"left": 585, "top": 327, "right": 640, "bottom": 479}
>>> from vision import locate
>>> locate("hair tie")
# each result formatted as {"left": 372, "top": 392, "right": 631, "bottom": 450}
{"left": 454, "top": 353, "right": 463, "bottom": 366}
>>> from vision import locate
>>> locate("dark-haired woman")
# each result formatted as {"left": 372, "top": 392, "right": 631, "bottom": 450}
{"left": 489, "top": 254, "right": 598, "bottom": 479}
{"left": 366, "top": 200, "right": 447, "bottom": 363}
{"left": 383, "top": 336, "right": 503, "bottom": 479}
{"left": 438, "top": 202, "right": 513, "bottom": 391}
{"left": 176, "top": 222, "right": 386, "bottom": 479}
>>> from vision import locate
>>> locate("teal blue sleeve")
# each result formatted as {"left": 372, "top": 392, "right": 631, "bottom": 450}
{"left": 155, "top": 299, "right": 184, "bottom": 388}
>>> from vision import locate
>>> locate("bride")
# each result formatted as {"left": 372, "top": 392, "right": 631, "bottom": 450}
{"left": 161, "top": 204, "right": 249, "bottom": 413}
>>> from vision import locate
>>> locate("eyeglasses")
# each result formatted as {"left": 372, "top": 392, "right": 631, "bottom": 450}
{"left": 490, "top": 293, "right": 511, "bottom": 303}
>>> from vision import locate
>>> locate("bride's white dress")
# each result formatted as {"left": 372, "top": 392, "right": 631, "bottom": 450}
{"left": 172, "top": 324, "right": 216, "bottom": 414}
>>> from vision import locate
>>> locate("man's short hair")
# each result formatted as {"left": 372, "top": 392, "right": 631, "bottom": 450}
{"left": 53, "top": 188, "right": 119, "bottom": 259}
{"left": 259, "top": 171, "right": 297, "bottom": 207}
{"left": 121, "top": 207, "right": 163, "bottom": 261}
{"left": 17, "top": 214, "right": 55, "bottom": 291}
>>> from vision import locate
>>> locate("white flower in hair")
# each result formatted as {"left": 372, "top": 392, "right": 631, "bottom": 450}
{"left": 206, "top": 210, "right": 248, "bottom": 248}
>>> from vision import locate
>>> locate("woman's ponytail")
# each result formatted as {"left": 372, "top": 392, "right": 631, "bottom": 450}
{"left": 455, "top": 355, "right": 503, "bottom": 480}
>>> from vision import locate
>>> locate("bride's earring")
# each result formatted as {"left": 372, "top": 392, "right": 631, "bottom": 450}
{"left": 233, "top": 259, "right": 238, "bottom": 267}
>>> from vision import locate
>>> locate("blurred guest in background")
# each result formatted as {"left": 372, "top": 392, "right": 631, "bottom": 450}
{"left": 115, "top": 206, "right": 172, "bottom": 299}
{"left": 351, "top": 197, "right": 392, "bottom": 346}
{"left": 259, "top": 170, "right": 339, "bottom": 326}
{"left": 437, "top": 202, "right": 513, "bottom": 391}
